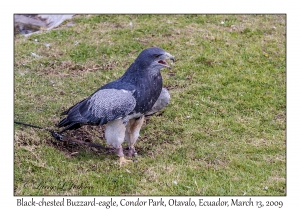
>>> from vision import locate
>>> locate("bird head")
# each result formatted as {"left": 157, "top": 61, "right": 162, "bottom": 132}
{"left": 134, "top": 47, "right": 175, "bottom": 71}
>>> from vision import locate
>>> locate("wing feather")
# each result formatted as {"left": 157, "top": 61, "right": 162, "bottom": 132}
{"left": 85, "top": 89, "right": 136, "bottom": 124}
{"left": 58, "top": 89, "right": 136, "bottom": 128}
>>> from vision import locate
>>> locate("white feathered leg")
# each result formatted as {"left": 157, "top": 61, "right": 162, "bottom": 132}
{"left": 105, "top": 119, "right": 132, "bottom": 166}
{"left": 125, "top": 116, "right": 144, "bottom": 157}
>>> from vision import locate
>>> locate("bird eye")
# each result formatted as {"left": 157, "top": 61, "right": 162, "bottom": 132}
{"left": 154, "top": 54, "right": 160, "bottom": 58}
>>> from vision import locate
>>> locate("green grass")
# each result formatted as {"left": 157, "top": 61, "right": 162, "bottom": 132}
{"left": 14, "top": 14, "right": 286, "bottom": 196}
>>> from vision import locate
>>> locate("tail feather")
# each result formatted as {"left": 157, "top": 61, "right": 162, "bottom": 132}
{"left": 59, "top": 122, "right": 82, "bottom": 133}
{"left": 61, "top": 97, "right": 88, "bottom": 116}
{"left": 57, "top": 117, "right": 70, "bottom": 127}
{"left": 58, "top": 99, "right": 90, "bottom": 132}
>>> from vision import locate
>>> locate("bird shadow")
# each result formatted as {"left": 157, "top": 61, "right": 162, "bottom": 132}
{"left": 47, "top": 125, "right": 112, "bottom": 158}
{"left": 46, "top": 124, "right": 150, "bottom": 159}
{"left": 46, "top": 111, "right": 170, "bottom": 160}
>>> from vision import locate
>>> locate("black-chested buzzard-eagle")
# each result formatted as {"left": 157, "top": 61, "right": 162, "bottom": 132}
{"left": 58, "top": 47, "right": 174, "bottom": 166}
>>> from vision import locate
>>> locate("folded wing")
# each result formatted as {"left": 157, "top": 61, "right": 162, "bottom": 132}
{"left": 58, "top": 89, "right": 136, "bottom": 131}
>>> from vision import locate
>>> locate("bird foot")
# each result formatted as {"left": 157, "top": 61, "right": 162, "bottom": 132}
{"left": 126, "top": 147, "right": 137, "bottom": 157}
{"left": 119, "top": 156, "right": 132, "bottom": 167}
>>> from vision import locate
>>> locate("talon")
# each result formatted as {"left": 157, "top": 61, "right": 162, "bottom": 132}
{"left": 119, "top": 156, "right": 132, "bottom": 167}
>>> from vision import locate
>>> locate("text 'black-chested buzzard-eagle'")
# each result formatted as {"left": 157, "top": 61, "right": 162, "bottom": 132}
{"left": 58, "top": 47, "right": 174, "bottom": 166}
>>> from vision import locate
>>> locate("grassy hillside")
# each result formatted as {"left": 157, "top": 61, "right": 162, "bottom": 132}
{"left": 14, "top": 14, "right": 286, "bottom": 195}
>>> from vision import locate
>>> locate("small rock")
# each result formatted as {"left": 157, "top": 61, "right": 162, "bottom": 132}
{"left": 173, "top": 180, "right": 178, "bottom": 185}
{"left": 31, "top": 52, "right": 40, "bottom": 58}
{"left": 50, "top": 80, "right": 55, "bottom": 86}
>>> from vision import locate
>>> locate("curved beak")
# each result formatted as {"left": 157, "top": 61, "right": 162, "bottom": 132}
{"left": 165, "top": 52, "right": 175, "bottom": 63}
{"left": 158, "top": 52, "right": 175, "bottom": 69}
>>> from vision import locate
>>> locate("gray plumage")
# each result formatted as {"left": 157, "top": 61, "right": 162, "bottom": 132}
{"left": 145, "top": 88, "right": 170, "bottom": 116}
{"left": 89, "top": 89, "right": 136, "bottom": 123}
{"left": 58, "top": 89, "right": 136, "bottom": 131}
